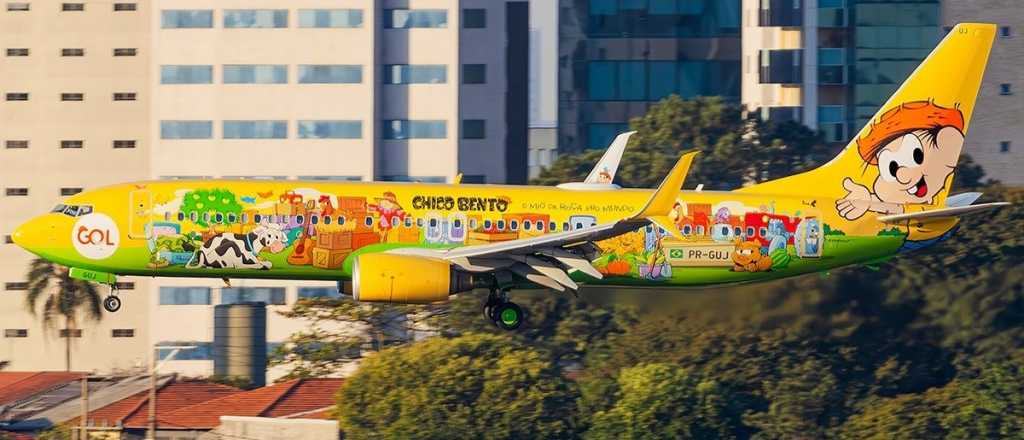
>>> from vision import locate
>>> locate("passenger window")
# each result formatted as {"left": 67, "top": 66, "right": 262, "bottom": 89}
{"left": 575, "top": 222, "right": 583, "bottom": 230}
{"left": 364, "top": 216, "right": 373, "bottom": 227}
{"left": 562, "top": 222, "right": 569, "bottom": 231}
{"left": 468, "top": 219, "right": 477, "bottom": 229}
{"left": 759, "top": 227, "right": 767, "bottom": 237}
{"left": 453, "top": 219, "right": 462, "bottom": 229}
{"left": 323, "top": 215, "right": 332, "bottom": 225}
{"left": 190, "top": 212, "right": 198, "bottom": 223}
{"left": 241, "top": 213, "right": 249, "bottom": 224}
{"left": 254, "top": 214, "right": 263, "bottom": 223}
{"left": 429, "top": 218, "right": 438, "bottom": 228}
{"left": 683, "top": 225, "right": 692, "bottom": 235}
{"left": 523, "top": 220, "right": 532, "bottom": 231}
{"left": 177, "top": 212, "right": 185, "bottom": 222}
{"left": 746, "top": 227, "right": 754, "bottom": 237}
{"left": 405, "top": 217, "right": 413, "bottom": 228}
{"left": 311, "top": 215, "right": 319, "bottom": 225}
{"left": 338, "top": 216, "right": 346, "bottom": 225}
{"left": 484, "top": 219, "right": 492, "bottom": 230}
{"left": 549, "top": 222, "right": 556, "bottom": 231}
{"left": 510, "top": 220, "right": 519, "bottom": 231}
{"left": 417, "top": 218, "right": 424, "bottom": 228}
{"left": 164, "top": 212, "right": 171, "bottom": 221}
{"left": 497, "top": 220, "right": 506, "bottom": 231}
{"left": 296, "top": 215, "right": 304, "bottom": 225}
{"left": 214, "top": 213, "right": 223, "bottom": 223}
{"left": 391, "top": 217, "right": 400, "bottom": 227}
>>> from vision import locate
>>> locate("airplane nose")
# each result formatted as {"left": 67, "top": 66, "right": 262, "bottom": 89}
{"left": 12, "top": 216, "right": 50, "bottom": 254}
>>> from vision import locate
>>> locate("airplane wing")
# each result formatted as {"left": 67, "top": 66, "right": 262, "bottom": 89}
{"left": 389, "top": 151, "right": 696, "bottom": 292}
{"left": 877, "top": 202, "right": 1011, "bottom": 223}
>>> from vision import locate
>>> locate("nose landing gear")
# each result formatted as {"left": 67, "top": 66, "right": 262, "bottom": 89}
{"left": 103, "top": 285, "right": 121, "bottom": 313}
{"left": 484, "top": 289, "right": 524, "bottom": 331}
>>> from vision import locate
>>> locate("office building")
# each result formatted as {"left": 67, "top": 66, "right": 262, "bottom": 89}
{"left": 943, "top": 0, "right": 1023, "bottom": 185}
{"left": 1, "top": 0, "right": 528, "bottom": 377}
{"left": 558, "top": 0, "right": 742, "bottom": 152}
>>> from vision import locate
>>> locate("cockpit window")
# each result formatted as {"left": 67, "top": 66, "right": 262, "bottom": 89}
{"left": 52, "top": 204, "right": 93, "bottom": 217}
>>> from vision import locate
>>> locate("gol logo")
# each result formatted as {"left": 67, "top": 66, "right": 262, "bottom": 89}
{"left": 71, "top": 213, "right": 120, "bottom": 260}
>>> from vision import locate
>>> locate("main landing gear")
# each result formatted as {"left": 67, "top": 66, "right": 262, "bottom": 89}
{"left": 483, "top": 289, "right": 524, "bottom": 331}
{"left": 103, "top": 285, "right": 121, "bottom": 313}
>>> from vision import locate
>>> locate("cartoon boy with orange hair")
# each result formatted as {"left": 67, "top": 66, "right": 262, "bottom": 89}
{"left": 836, "top": 101, "right": 965, "bottom": 220}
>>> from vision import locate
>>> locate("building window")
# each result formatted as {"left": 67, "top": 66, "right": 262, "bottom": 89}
{"left": 6, "top": 93, "right": 29, "bottom": 101}
{"left": 586, "top": 123, "right": 629, "bottom": 149}
{"left": 114, "top": 282, "right": 134, "bottom": 290}
{"left": 6, "top": 3, "right": 29, "bottom": 11}
{"left": 223, "top": 65, "right": 287, "bottom": 84}
{"left": 298, "top": 120, "right": 362, "bottom": 139}
{"left": 223, "top": 9, "right": 288, "bottom": 28}
{"left": 383, "top": 65, "right": 447, "bottom": 84}
{"left": 156, "top": 341, "right": 213, "bottom": 360}
{"left": 161, "top": 10, "right": 214, "bottom": 29}
{"left": 111, "top": 329, "right": 135, "bottom": 338}
{"left": 113, "top": 92, "right": 136, "bottom": 101}
{"left": 160, "top": 121, "right": 213, "bottom": 139}
{"left": 221, "top": 287, "right": 286, "bottom": 305}
{"left": 382, "top": 120, "right": 447, "bottom": 140}
{"left": 61, "top": 3, "right": 84, "bottom": 11}
{"left": 4, "top": 282, "right": 28, "bottom": 290}
{"left": 6, "top": 48, "right": 29, "bottom": 56}
{"left": 462, "top": 64, "right": 486, "bottom": 84}
{"left": 61, "top": 93, "right": 84, "bottom": 101}
{"left": 60, "top": 329, "right": 83, "bottom": 338}
{"left": 1000, "top": 141, "right": 1011, "bottom": 153}
{"left": 113, "top": 48, "right": 137, "bottom": 56}
{"left": 4, "top": 235, "right": 12, "bottom": 244}
{"left": 159, "top": 287, "right": 211, "bottom": 305}
{"left": 383, "top": 9, "right": 447, "bottom": 28}
{"left": 59, "top": 47, "right": 83, "bottom": 55}
{"left": 160, "top": 65, "right": 213, "bottom": 84}
{"left": 298, "top": 9, "right": 362, "bottom": 28}
{"left": 463, "top": 8, "right": 486, "bottom": 28}
{"left": 1000, "top": 83, "right": 1013, "bottom": 96}
{"left": 5, "top": 188, "right": 29, "bottom": 196}
{"left": 5, "top": 140, "right": 28, "bottom": 149}
{"left": 297, "top": 287, "right": 341, "bottom": 299}
{"left": 113, "top": 140, "right": 136, "bottom": 149}
{"left": 60, "top": 188, "right": 82, "bottom": 196}
{"left": 223, "top": 121, "right": 287, "bottom": 139}
{"left": 1000, "top": 26, "right": 1012, "bottom": 38}
{"left": 113, "top": 3, "right": 136, "bottom": 12}
{"left": 4, "top": 329, "right": 27, "bottom": 338}
{"left": 297, "top": 65, "right": 362, "bottom": 84}
{"left": 297, "top": 175, "right": 362, "bottom": 181}
{"left": 61, "top": 140, "right": 83, "bottom": 149}
{"left": 462, "top": 119, "right": 485, "bottom": 139}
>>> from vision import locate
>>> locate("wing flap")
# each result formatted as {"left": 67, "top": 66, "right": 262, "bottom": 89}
{"left": 877, "top": 202, "right": 1010, "bottom": 223}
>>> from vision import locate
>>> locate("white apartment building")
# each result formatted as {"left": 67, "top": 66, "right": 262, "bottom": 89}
{"left": 1, "top": 0, "right": 529, "bottom": 378}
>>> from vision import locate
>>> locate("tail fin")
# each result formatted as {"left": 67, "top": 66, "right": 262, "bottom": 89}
{"left": 738, "top": 23, "right": 996, "bottom": 214}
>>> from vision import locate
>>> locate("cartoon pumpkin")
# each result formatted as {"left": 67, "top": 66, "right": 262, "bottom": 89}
{"left": 731, "top": 239, "right": 772, "bottom": 272}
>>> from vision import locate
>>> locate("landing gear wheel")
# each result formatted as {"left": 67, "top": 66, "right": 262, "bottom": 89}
{"left": 492, "top": 302, "right": 524, "bottom": 331}
{"left": 103, "top": 295, "right": 122, "bottom": 313}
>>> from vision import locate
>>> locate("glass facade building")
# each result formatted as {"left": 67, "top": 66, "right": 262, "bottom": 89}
{"left": 559, "top": 0, "right": 742, "bottom": 151}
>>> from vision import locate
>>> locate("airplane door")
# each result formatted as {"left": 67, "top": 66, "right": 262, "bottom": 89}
{"left": 128, "top": 189, "right": 153, "bottom": 240}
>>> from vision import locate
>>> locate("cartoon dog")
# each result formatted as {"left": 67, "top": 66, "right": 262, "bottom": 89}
{"left": 186, "top": 224, "right": 288, "bottom": 270}
{"left": 732, "top": 239, "right": 772, "bottom": 272}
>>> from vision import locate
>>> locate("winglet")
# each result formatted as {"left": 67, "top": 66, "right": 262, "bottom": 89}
{"left": 453, "top": 173, "right": 463, "bottom": 184}
{"left": 629, "top": 151, "right": 698, "bottom": 240}
{"left": 584, "top": 131, "right": 635, "bottom": 184}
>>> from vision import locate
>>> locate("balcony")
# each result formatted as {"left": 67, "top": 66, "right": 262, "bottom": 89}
{"left": 759, "top": 49, "right": 803, "bottom": 84}
{"left": 759, "top": 0, "right": 802, "bottom": 27}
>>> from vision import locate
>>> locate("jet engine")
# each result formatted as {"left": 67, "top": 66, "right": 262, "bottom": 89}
{"left": 352, "top": 253, "right": 475, "bottom": 304}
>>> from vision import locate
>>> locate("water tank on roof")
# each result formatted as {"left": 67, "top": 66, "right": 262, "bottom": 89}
{"left": 213, "top": 303, "right": 267, "bottom": 387}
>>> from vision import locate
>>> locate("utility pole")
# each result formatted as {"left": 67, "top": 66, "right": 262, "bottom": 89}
{"left": 79, "top": 374, "right": 88, "bottom": 440}
{"left": 147, "top": 349, "right": 156, "bottom": 440}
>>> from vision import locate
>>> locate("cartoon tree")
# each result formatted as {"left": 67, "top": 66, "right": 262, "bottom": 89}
{"left": 180, "top": 188, "right": 243, "bottom": 228}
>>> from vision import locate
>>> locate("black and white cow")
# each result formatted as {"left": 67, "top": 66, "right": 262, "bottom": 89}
{"left": 186, "top": 224, "right": 288, "bottom": 270}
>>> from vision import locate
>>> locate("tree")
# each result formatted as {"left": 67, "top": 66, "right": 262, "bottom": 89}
{"left": 24, "top": 258, "right": 102, "bottom": 372}
{"left": 335, "top": 333, "right": 578, "bottom": 439}
{"left": 179, "top": 188, "right": 243, "bottom": 228}
{"left": 533, "top": 96, "right": 833, "bottom": 190}
{"left": 270, "top": 297, "right": 447, "bottom": 381}
{"left": 585, "top": 363, "right": 739, "bottom": 440}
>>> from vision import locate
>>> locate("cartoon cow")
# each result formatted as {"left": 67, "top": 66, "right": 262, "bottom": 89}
{"left": 186, "top": 224, "right": 288, "bottom": 270}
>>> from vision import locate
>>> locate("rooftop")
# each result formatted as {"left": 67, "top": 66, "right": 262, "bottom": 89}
{"left": 0, "top": 372, "right": 85, "bottom": 407}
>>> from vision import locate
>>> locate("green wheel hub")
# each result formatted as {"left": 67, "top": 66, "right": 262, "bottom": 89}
{"left": 493, "top": 302, "right": 524, "bottom": 331}
{"left": 500, "top": 308, "right": 520, "bottom": 326}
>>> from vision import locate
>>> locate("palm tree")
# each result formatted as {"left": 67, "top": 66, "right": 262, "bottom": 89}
{"left": 25, "top": 258, "right": 103, "bottom": 371}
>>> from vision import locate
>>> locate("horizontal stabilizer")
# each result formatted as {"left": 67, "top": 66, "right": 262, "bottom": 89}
{"left": 877, "top": 202, "right": 1010, "bottom": 223}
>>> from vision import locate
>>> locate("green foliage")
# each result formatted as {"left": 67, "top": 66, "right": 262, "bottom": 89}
{"left": 335, "top": 333, "right": 578, "bottom": 439}
{"left": 179, "top": 188, "right": 243, "bottom": 228}
{"left": 823, "top": 224, "right": 846, "bottom": 236}
{"left": 532, "top": 96, "right": 834, "bottom": 190}
{"left": 586, "top": 363, "right": 738, "bottom": 440}
{"left": 35, "top": 425, "right": 72, "bottom": 440}
{"left": 206, "top": 375, "right": 253, "bottom": 390}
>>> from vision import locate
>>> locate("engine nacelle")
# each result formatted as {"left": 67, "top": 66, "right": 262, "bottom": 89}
{"left": 352, "top": 253, "right": 474, "bottom": 304}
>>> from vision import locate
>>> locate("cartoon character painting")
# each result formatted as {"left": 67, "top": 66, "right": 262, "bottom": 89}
{"left": 186, "top": 224, "right": 289, "bottom": 270}
{"left": 836, "top": 101, "right": 965, "bottom": 220}
{"left": 765, "top": 218, "right": 790, "bottom": 255}
{"left": 731, "top": 239, "right": 772, "bottom": 272}
{"left": 369, "top": 191, "right": 407, "bottom": 241}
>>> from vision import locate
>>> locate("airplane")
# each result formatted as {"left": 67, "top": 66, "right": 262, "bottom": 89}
{"left": 11, "top": 23, "right": 1011, "bottom": 330}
